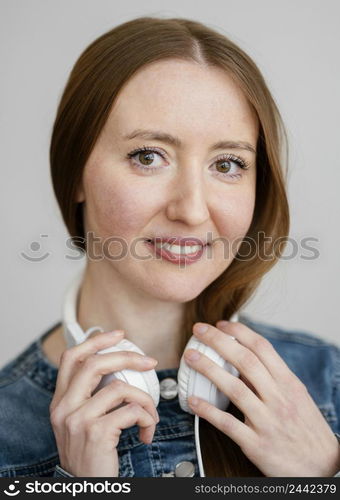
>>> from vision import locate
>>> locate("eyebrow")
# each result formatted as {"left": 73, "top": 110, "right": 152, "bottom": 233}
{"left": 122, "top": 129, "right": 256, "bottom": 154}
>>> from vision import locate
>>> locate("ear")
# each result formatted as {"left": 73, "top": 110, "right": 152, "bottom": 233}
{"left": 75, "top": 181, "right": 85, "bottom": 203}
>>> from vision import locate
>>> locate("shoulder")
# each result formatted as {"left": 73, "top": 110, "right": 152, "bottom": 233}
{"left": 239, "top": 314, "right": 340, "bottom": 433}
{"left": 0, "top": 323, "right": 60, "bottom": 477}
{"left": 239, "top": 314, "right": 340, "bottom": 368}
{"left": 239, "top": 314, "right": 338, "bottom": 348}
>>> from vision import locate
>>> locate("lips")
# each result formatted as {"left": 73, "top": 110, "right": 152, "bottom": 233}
{"left": 146, "top": 237, "right": 209, "bottom": 246}
{"left": 144, "top": 238, "right": 208, "bottom": 265}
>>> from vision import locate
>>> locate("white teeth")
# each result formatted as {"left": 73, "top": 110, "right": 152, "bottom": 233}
{"left": 154, "top": 242, "right": 203, "bottom": 255}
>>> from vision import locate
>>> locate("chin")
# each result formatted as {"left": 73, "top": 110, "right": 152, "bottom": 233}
{"left": 151, "top": 289, "right": 204, "bottom": 303}
{"left": 142, "top": 276, "right": 209, "bottom": 303}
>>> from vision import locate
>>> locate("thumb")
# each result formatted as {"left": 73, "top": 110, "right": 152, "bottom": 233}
{"left": 85, "top": 326, "right": 106, "bottom": 340}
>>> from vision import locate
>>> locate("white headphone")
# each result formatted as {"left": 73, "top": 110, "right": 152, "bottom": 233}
{"left": 62, "top": 270, "right": 240, "bottom": 477}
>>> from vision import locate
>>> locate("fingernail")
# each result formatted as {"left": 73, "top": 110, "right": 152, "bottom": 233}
{"left": 194, "top": 323, "right": 209, "bottom": 334}
{"left": 142, "top": 356, "right": 158, "bottom": 365}
{"left": 185, "top": 349, "right": 200, "bottom": 361}
{"left": 217, "top": 321, "right": 229, "bottom": 327}
{"left": 189, "top": 396, "right": 198, "bottom": 406}
{"left": 146, "top": 435, "right": 154, "bottom": 444}
{"left": 107, "top": 330, "right": 124, "bottom": 336}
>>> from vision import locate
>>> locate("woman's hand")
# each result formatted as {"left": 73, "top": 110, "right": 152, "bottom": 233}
{"left": 184, "top": 321, "right": 340, "bottom": 477}
{"left": 49, "top": 330, "right": 159, "bottom": 477}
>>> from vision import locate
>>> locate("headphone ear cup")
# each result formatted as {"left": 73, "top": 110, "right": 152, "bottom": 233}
{"left": 177, "top": 335, "right": 239, "bottom": 414}
{"left": 92, "top": 338, "right": 160, "bottom": 407}
{"left": 177, "top": 339, "right": 196, "bottom": 414}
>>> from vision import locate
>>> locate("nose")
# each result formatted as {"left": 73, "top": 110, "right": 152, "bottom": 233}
{"left": 165, "top": 167, "right": 210, "bottom": 226}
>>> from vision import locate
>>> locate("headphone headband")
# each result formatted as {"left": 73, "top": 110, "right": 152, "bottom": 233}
{"left": 62, "top": 271, "right": 239, "bottom": 348}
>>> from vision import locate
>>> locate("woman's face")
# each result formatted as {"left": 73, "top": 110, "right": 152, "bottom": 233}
{"left": 76, "top": 59, "right": 258, "bottom": 302}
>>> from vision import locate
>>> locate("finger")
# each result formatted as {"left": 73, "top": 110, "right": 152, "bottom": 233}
{"left": 99, "top": 402, "right": 157, "bottom": 446}
{"left": 216, "top": 320, "right": 295, "bottom": 382}
{"left": 187, "top": 396, "right": 255, "bottom": 451}
{"left": 184, "top": 349, "right": 269, "bottom": 428}
{"left": 51, "top": 330, "right": 126, "bottom": 410}
{"left": 59, "top": 350, "right": 158, "bottom": 413}
{"left": 193, "top": 323, "right": 278, "bottom": 402}
{"left": 70, "top": 378, "right": 160, "bottom": 423}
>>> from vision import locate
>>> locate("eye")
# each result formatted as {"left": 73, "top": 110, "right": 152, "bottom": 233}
{"left": 126, "top": 146, "right": 167, "bottom": 172}
{"left": 126, "top": 146, "right": 251, "bottom": 179}
{"left": 212, "top": 154, "right": 251, "bottom": 180}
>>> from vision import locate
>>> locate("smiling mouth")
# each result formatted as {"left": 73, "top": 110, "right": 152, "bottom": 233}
{"left": 145, "top": 239, "right": 208, "bottom": 257}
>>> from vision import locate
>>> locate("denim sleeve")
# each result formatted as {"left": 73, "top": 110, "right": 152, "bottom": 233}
{"left": 53, "top": 465, "right": 74, "bottom": 477}
{"left": 333, "top": 343, "right": 340, "bottom": 477}
{"left": 334, "top": 345, "right": 340, "bottom": 434}
{"left": 334, "top": 347, "right": 340, "bottom": 477}
{"left": 333, "top": 433, "right": 340, "bottom": 477}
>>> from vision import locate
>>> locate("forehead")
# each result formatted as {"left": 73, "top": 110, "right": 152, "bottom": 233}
{"left": 106, "top": 59, "right": 258, "bottom": 144}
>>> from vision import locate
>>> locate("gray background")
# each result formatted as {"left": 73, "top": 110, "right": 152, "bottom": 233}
{"left": 1, "top": 0, "right": 339, "bottom": 367}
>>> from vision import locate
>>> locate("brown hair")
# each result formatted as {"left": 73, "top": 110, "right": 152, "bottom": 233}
{"left": 50, "top": 16, "right": 289, "bottom": 476}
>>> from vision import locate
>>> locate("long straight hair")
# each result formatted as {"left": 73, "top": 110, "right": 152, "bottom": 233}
{"left": 50, "top": 16, "right": 289, "bottom": 476}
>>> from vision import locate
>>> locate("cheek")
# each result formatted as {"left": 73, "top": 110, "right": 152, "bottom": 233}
{"left": 213, "top": 188, "right": 256, "bottom": 247}
{"left": 85, "top": 166, "right": 152, "bottom": 238}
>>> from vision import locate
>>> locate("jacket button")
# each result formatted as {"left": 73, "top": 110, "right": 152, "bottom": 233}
{"left": 175, "top": 461, "right": 195, "bottom": 477}
{"left": 161, "top": 471, "right": 175, "bottom": 477}
{"left": 161, "top": 461, "right": 195, "bottom": 477}
{"left": 159, "top": 377, "right": 178, "bottom": 400}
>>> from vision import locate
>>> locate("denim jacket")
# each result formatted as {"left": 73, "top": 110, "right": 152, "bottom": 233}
{"left": 0, "top": 314, "right": 339, "bottom": 478}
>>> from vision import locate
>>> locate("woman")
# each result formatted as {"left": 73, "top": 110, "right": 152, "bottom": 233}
{"left": 0, "top": 16, "right": 339, "bottom": 478}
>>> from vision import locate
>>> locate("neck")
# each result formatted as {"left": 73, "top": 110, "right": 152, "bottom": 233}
{"left": 76, "top": 262, "right": 185, "bottom": 370}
